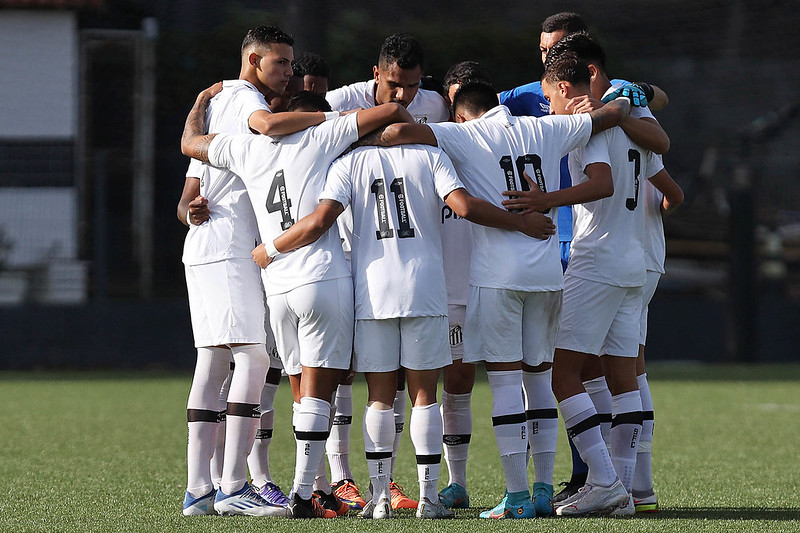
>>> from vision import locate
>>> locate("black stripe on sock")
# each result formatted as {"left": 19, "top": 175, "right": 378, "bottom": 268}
{"left": 294, "top": 430, "right": 330, "bottom": 441}
{"left": 229, "top": 361, "right": 235, "bottom": 370}
{"left": 492, "top": 413, "right": 527, "bottom": 426}
{"left": 187, "top": 409, "right": 222, "bottom": 423}
{"left": 255, "top": 428, "right": 273, "bottom": 440}
{"left": 266, "top": 367, "right": 282, "bottom": 384}
{"left": 365, "top": 451, "right": 393, "bottom": 460}
{"left": 332, "top": 415, "right": 352, "bottom": 426}
{"left": 526, "top": 408, "right": 559, "bottom": 420}
{"left": 611, "top": 411, "right": 644, "bottom": 427}
{"left": 642, "top": 410, "right": 654, "bottom": 421}
{"left": 395, "top": 422, "right": 405, "bottom": 433}
{"left": 566, "top": 414, "right": 600, "bottom": 439}
{"left": 443, "top": 434, "right": 471, "bottom": 446}
{"left": 599, "top": 413, "right": 613, "bottom": 423}
{"left": 416, "top": 454, "right": 442, "bottom": 465}
{"left": 227, "top": 402, "right": 261, "bottom": 418}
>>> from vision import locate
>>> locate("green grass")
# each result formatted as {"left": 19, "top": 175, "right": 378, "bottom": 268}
{"left": 2, "top": 363, "right": 800, "bottom": 532}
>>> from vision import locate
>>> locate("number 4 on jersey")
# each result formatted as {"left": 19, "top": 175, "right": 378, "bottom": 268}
{"left": 266, "top": 170, "right": 295, "bottom": 230}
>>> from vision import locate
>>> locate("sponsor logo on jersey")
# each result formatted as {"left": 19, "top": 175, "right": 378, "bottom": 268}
{"left": 441, "top": 205, "right": 464, "bottom": 224}
{"left": 540, "top": 102, "right": 550, "bottom": 114}
{"left": 414, "top": 115, "right": 428, "bottom": 124}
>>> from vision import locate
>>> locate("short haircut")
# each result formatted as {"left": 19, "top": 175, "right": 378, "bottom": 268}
{"left": 292, "top": 52, "right": 330, "bottom": 79}
{"left": 542, "top": 51, "right": 592, "bottom": 87}
{"left": 286, "top": 91, "right": 331, "bottom": 112}
{"left": 452, "top": 80, "right": 499, "bottom": 117}
{"left": 544, "top": 32, "right": 606, "bottom": 71}
{"left": 443, "top": 60, "right": 492, "bottom": 90}
{"left": 378, "top": 33, "right": 424, "bottom": 71}
{"left": 541, "top": 12, "right": 588, "bottom": 34}
{"left": 241, "top": 25, "right": 294, "bottom": 54}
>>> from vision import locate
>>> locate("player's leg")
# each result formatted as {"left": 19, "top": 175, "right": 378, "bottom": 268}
{"left": 582, "top": 358, "right": 612, "bottom": 449}
{"left": 387, "top": 367, "right": 417, "bottom": 510}
{"left": 210, "top": 361, "right": 233, "bottom": 491}
{"left": 328, "top": 369, "right": 367, "bottom": 509}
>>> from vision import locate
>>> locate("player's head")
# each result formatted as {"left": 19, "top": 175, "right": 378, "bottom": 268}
{"left": 292, "top": 52, "right": 330, "bottom": 95}
{"left": 539, "top": 12, "right": 587, "bottom": 64}
{"left": 541, "top": 52, "right": 592, "bottom": 115}
{"left": 373, "top": 33, "right": 425, "bottom": 107}
{"left": 544, "top": 32, "right": 608, "bottom": 99}
{"left": 286, "top": 91, "right": 332, "bottom": 113}
{"left": 451, "top": 80, "right": 499, "bottom": 123}
{"left": 268, "top": 74, "right": 304, "bottom": 112}
{"left": 442, "top": 60, "right": 492, "bottom": 110}
{"left": 240, "top": 26, "right": 295, "bottom": 98}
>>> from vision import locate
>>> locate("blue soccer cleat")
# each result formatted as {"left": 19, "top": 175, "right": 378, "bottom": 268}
{"left": 532, "top": 482, "right": 554, "bottom": 517}
{"left": 214, "top": 483, "right": 290, "bottom": 516}
{"left": 479, "top": 490, "right": 536, "bottom": 519}
{"left": 182, "top": 488, "right": 216, "bottom": 516}
{"left": 438, "top": 482, "right": 470, "bottom": 509}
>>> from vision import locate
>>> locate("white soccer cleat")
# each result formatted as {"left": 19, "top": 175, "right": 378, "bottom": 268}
{"left": 555, "top": 479, "right": 630, "bottom": 517}
{"left": 609, "top": 492, "right": 635, "bottom": 517}
{"left": 359, "top": 496, "right": 393, "bottom": 519}
{"left": 182, "top": 489, "right": 216, "bottom": 516}
{"left": 416, "top": 497, "right": 455, "bottom": 519}
{"left": 214, "top": 483, "right": 290, "bottom": 517}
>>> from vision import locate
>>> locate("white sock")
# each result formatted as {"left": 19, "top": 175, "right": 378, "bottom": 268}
{"left": 522, "top": 369, "right": 558, "bottom": 485}
{"left": 559, "top": 393, "right": 617, "bottom": 487}
{"left": 247, "top": 381, "right": 278, "bottom": 488}
{"left": 364, "top": 405, "right": 394, "bottom": 501}
{"left": 220, "top": 344, "right": 269, "bottom": 495}
{"left": 292, "top": 396, "right": 331, "bottom": 500}
{"left": 391, "top": 388, "right": 406, "bottom": 477}
{"left": 633, "top": 373, "right": 655, "bottom": 494}
{"left": 487, "top": 370, "right": 529, "bottom": 494}
{"left": 326, "top": 384, "right": 353, "bottom": 483}
{"left": 211, "top": 360, "right": 233, "bottom": 488}
{"left": 410, "top": 403, "right": 442, "bottom": 504}
{"left": 610, "top": 390, "right": 643, "bottom": 492}
{"left": 441, "top": 390, "right": 471, "bottom": 488}
{"left": 584, "top": 376, "right": 613, "bottom": 449}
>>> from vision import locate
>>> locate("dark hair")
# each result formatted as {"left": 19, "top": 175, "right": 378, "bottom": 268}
{"left": 452, "top": 80, "right": 499, "bottom": 117}
{"left": 420, "top": 75, "right": 444, "bottom": 97}
{"left": 286, "top": 91, "right": 332, "bottom": 112}
{"left": 378, "top": 33, "right": 424, "bottom": 70}
{"left": 443, "top": 60, "right": 492, "bottom": 90}
{"left": 241, "top": 25, "right": 294, "bottom": 54}
{"left": 544, "top": 32, "right": 606, "bottom": 71}
{"left": 541, "top": 12, "right": 588, "bottom": 34}
{"left": 292, "top": 52, "right": 330, "bottom": 79}
{"left": 542, "top": 52, "right": 591, "bottom": 87}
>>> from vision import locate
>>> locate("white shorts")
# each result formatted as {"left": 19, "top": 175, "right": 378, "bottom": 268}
{"left": 448, "top": 304, "right": 466, "bottom": 360}
{"left": 267, "top": 277, "right": 353, "bottom": 376}
{"left": 354, "top": 316, "right": 451, "bottom": 372}
{"left": 639, "top": 271, "right": 661, "bottom": 346}
{"left": 185, "top": 258, "right": 266, "bottom": 348}
{"left": 556, "top": 275, "right": 643, "bottom": 358}
{"left": 464, "top": 287, "right": 562, "bottom": 366}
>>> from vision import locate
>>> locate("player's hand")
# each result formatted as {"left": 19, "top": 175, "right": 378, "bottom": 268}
{"left": 187, "top": 195, "right": 210, "bottom": 225}
{"left": 566, "top": 94, "right": 604, "bottom": 114}
{"left": 501, "top": 171, "right": 550, "bottom": 213}
{"left": 601, "top": 83, "right": 647, "bottom": 107}
{"left": 252, "top": 243, "right": 273, "bottom": 269}
{"left": 199, "top": 81, "right": 224, "bottom": 100}
{"left": 518, "top": 211, "right": 555, "bottom": 240}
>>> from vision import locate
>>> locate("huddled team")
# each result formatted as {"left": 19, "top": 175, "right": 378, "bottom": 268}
{"left": 176, "top": 11, "right": 684, "bottom": 520}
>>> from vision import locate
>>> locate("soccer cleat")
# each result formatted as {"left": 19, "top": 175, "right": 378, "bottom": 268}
{"left": 288, "top": 493, "right": 337, "bottom": 518}
{"left": 438, "top": 482, "right": 470, "bottom": 509}
{"left": 532, "top": 482, "right": 554, "bottom": 517}
{"left": 555, "top": 479, "right": 630, "bottom": 517}
{"left": 359, "top": 496, "right": 394, "bottom": 519}
{"left": 609, "top": 493, "right": 635, "bottom": 517}
{"left": 213, "top": 483, "right": 290, "bottom": 516}
{"left": 479, "top": 490, "right": 536, "bottom": 519}
{"left": 553, "top": 473, "right": 587, "bottom": 504}
{"left": 389, "top": 481, "right": 419, "bottom": 509}
{"left": 182, "top": 488, "right": 216, "bottom": 516}
{"left": 257, "top": 481, "right": 290, "bottom": 507}
{"left": 633, "top": 490, "right": 659, "bottom": 513}
{"left": 313, "top": 490, "right": 349, "bottom": 516}
{"left": 416, "top": 497, "right": 455, "bottom": 519}
{"left": 331, "top": 479, "right": 367, "bottom": 510}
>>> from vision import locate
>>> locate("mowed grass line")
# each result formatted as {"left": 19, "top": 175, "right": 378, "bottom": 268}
{"left": 1, "top": 364, "right": 799, "bottom": 532}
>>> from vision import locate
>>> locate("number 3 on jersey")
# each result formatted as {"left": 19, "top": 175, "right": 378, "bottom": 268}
{"left": 266, "top": 170, "right": 295, "bottom": 230}
{"left": 371, "top": 177, "right": 415, "bottom": 240}
{"left": 626, "top": 149, "right": 641, "bottom": 211}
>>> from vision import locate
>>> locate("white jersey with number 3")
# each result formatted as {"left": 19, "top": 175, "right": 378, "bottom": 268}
{"left": 322, "top": 144, "right": 464, "bottom": 319}
{"left": 207, "top": 113, "right": 359, "bottom": 296}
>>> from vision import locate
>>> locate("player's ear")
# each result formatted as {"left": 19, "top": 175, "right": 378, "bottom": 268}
{"left": 557, "top": 81, "right": 570, "bottom": 96}
{"left": 249, "top": 52, "right": 261, "bottom": 68}
{"left": 373, "top": 65, "right": 380, "bottom": 82}
{"left": 587, "top": 64, "right": 600, "bottom": 83}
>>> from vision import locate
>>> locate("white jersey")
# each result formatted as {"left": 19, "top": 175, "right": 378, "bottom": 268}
{"left": 326, "top": 79, "right": 450, "bottom": 124}
{"left": 207, "top": 112, "right": 359, "bottom": 296}
{"left": 440, "top": 202, "right": 472, "bottom": 305}
{"left": 181, "top": 80, "right": 267, "bottom": 266}
{"left": 567, "top": 127, "right": 664, "bottom": 287}
{"left": 428, "top": 105, "right": 593, "bottom": 291}
{"left": 322, "top": 144, "right": 464, "bottom": 319}
{"left": 643, "top": 176, "right": 666, "bottom": 274}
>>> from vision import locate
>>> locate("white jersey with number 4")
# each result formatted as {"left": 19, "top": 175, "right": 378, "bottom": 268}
{"left": 322, "top": 144, "right": 464, "bottom": 319}
{"left": 207, "top": 113, "right": 359, "bottom": 296}
{"left": 428, "top": 106, "right": 593, "bottom": 292}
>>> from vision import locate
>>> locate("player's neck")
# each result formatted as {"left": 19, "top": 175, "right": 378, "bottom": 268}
{"left": 239, "top": 69, "right": 280, "bottom": 102}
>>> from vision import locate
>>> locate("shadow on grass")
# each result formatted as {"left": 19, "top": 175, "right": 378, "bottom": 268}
{"left": 650, "top": 507, "right": 800, "bottom": 520}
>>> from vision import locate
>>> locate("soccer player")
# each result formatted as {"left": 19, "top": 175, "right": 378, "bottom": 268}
{"left": 177, "top": 25, "right": 341, "bottom": 517}
{"left": 293, "top": 52, "right": 331, "bottom": 94}
{"left": 323, "top": 32, "right": 450, "bottom": 511}
{"left": 180, "top": 82, "right": 413, "bottom": 518}
{"left": 372, "top": 79, "right": 631, "bottom": 519}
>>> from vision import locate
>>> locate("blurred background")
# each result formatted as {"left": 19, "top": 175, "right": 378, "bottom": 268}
{"left": 0, "top": 0, "right": 798, "bottom": 369}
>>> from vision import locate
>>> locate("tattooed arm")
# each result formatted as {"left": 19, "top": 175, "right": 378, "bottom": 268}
{"left": 180, "top": 82, "right": 223, "bottom": 162}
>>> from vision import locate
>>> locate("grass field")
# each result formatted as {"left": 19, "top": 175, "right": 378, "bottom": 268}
{"left": 3, "top": 363, "right": 800, "bottom": 532}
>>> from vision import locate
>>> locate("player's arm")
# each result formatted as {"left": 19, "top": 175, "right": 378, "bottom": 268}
{"left": 588, "top": 98, "right": 630, "bottom": 134}
{"left": 444, "top": 188, "right": 555, "bottom": 240}
{"left": 501, "top": 164, "right": 613, "bottom": 213}
{"left": 177, "top": 176, "right": 209, "bottom": 226}
{"left": 645, "top": 84, "right": 668, "bottom": 111}
{"left": 252, "top": 199, "right": 344, "bottom": 268}
{"left": 180, "top": 82, "right": 224, "bottom": 162}
{"left": 248, "top": 109, "right": 333, "bottom": 136}
{"left": 379, "top": 122, "right": 438, "bottom": 146}
{"left": 355, "top": 102, "right": 415, "bottom": 137}
{"left": 648, "top": 168, "right": 684, "bottom": 215}
{"left": 571, "top": 96, "right": 669, "bottom": 154}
